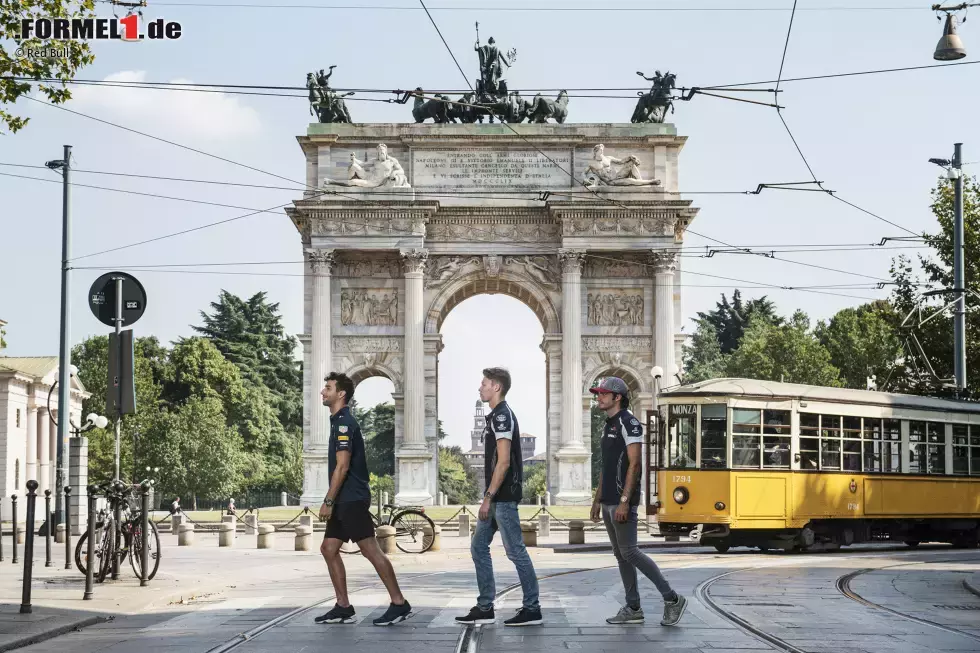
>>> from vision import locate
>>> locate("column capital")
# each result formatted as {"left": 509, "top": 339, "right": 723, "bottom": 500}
{"left": 649, "top": 249, "right": 678, "bottom": 274}
{"left": 306, "top": 248, "right": 335, "bottom": 274}
{"left": 400, "top": 248, "right": 429, "bottom": 275}
{"left": 558, "top": 249, "right": 586, "bottom": 274}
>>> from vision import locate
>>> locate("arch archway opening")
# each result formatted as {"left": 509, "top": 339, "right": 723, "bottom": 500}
{"left": 588, "top": 368, "right": 646, "bottom": 490}
{"left": 348, "top": 374, "right": 396, "bottom": 506}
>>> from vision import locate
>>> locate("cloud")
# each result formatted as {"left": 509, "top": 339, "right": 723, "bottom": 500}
{"left": 70, "top": 71, "right": 261, "bottom": 140}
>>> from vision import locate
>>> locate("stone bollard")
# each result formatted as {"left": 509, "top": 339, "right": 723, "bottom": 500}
{"left": 294, "top": 525, "right": 312, "bottom": 551}
{"left": 422, "top": 524, "right": 442, "bottom": 552}
{"left": 376, "top": 525, "right": 396, "bottom": 554}
{"left": 218, "top": 522, "right": 235, "bottom": 547}
{"left": 178, "top": 523, "right": 195, "bottom": 546}
{"left": 521, "top": 522, "right": 538, "bottom": 547}
{"left": 545, "top": 492, "right": 551, "bottom": 506}
{"left": 171, "top": 513, "right": 185, "bottom": 534}
{"left": 539, "top": 513, "right": 551, "bottom": 538}
{"left": 221, "top": 514, "right": 236, "bottom": 526}
{"left": 257, "top": 524, "right": 275, "bottom": 549}
{"left": 568, "top": 520, "right": 585, "bottom": 545}
{"left": 280, "top": 492, "right": 288, "bottom": 507}
{"left": 16, "top": 526, "right": 25, "bottom": 545}
{"left": 244, "top": 514, "right": 258, "bottom": 536}
{"left": 299, "top": 513, "right": 313, "bottom": 530}
{"left": 55, "top": 523, "right": 66, "bottom": 545}
{"left": 382, "top": 492, "right": 389, "bottom": 507}
{"left": 536, "top": 495, "right": 542, "bottom": 506}
{"left": 458, "top": 512, "right": 470, "bottom": 537}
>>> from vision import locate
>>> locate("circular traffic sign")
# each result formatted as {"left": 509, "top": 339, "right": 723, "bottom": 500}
{"left": 88, "top": 272, "right": 147, "bottom": 327}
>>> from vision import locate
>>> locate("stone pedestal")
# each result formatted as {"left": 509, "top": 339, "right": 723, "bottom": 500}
{"left": 257, "top": 524, "right": 275, "bottom": 549}
{"left": 458, "top": 513, "right": 470, "bottom": 537}
{"left": 218, "top": 522, "right": 235, "bottom": 547}
{"left": 539, "top": 513, "right": 551, "bottom": 537}
{"left": 521, "top": 523, "right": 538, "bottom": 547}
{"left": 376, "top": 525, "right": 396, "bottom": 554}
{"left": 171, "top": 513, "right": 185, "bottom": 534}
{"left": 244, "top": 514, "right": 258, "bottom": 535}
{"left": 68, "top": 437, "right": 88, "bottom": 535}
{"left": 178, "top": 523, "right": 195, "bottom": 546}
{"left": 295, "top": 525, "right": 312, "bottom": 551}
{"left": 568, "top": 520, "right": 585, "bottom": 545}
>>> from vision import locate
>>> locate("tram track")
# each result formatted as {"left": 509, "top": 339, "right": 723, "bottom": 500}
{"left": 836, "top": 556, "right": 980, "bottom": 646}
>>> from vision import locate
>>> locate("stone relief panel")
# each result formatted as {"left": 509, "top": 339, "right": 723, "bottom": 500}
{"left": 588, "top": 290, "right": 644, "bottom": 326}
{"left": 502, "top": 255, "right": 560, "bottom": 291}
{"left": 340, "top": 289, "right": 399, "bottom": 326}
{"left": 424, "top": 255, "right": 483, "bottom": 289}
{"left": 332, "top": 337, "right": 402, "bottom": 352}
{"left": 309, "top": 215, "right": 426, "bottom": 238}
{"left": 558, "top": 213, "right": 674, "bottom": 238}
{"left": 583, "top": 254, "right": 651, "bottom": 278}
{"left": 582, "top": 337, "right": 652, "bottom": 352}
{"left": 333, "top": 256, "right": 404, "bottom": 278}
{"left": 424, "top": 254, "right": 560, "bottom": 291}
{"left": 426, "top": 220, "right": 560, "bottom": 242}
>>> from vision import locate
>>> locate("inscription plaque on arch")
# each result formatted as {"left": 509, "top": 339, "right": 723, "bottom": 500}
{"left": 412, "top": 149, "right": 572, "bottom": 189}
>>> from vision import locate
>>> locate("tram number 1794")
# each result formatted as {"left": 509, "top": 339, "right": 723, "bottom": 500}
{"left": 672, "top": 475, "right": 692, "bottom": 483}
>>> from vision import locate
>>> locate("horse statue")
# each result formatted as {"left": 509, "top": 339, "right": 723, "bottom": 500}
{"left": 525, "top": 90, "right": 568, "bottom": 124}
{"left": 307, "top": 67, "right": 353, "bottom": 123}
{"left": 632, "top": 70, "right": 676, "bottom": 124}
{"left": 405, "top": 88, "right": 452, "bottom": 124}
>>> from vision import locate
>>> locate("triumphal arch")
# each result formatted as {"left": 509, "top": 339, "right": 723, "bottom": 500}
{"left": 291, "top": 53, "right": 698, "bottom": 506}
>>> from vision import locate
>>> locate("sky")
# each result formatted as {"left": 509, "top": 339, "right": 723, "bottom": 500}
{"left": 1, "top": 0, "right": 978, "bottom": 453}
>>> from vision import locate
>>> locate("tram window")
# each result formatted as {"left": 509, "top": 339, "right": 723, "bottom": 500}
{"left": 668, "top": 405, "right": 697, "bottom": 469}
{"left": 971, "top": 426, "right": 980, "bottom": 476}
{"left": 799, "top": 413, "right": 820, "bottom": 470}
{"left": 843, "top": 416, "right": 862, "bottom": 472}
{"left": 862, "top": 419, "right": 882, "bottom": 472}
{"left": 953, "top": 425, "right": 970, "bottom": 475}
{"left": 732, "top": 409, "right": 762, "bottom": 468}
{"left": 763, "top": 410, "right": 791, "bottom": 468}
{"left": 909, "top": 421, "right": 927, "bottom": 474}
{"left": 883, "top": 419, "right": 902, "bottom": 472}
{"left": 820, "top": 414, "right": 842, "bottom": 470}
{"left": 927, "top": 422, "right": 946, "bottom": 474}
{"left": 700, "top": 404, "right": 727, "bottom": 469}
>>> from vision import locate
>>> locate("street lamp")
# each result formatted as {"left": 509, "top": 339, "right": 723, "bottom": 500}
{"left": 932, "top": 4, "right": 977, "bottom": 61}
{"left": 71, "top": 412, "right": 109, "bottom": 435}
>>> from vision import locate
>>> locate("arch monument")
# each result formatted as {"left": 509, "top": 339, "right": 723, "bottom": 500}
{"left": 287, "top": 123, "right": 699, "bottom": 506}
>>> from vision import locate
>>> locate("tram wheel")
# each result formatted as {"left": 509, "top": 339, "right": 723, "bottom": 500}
{"left": 758, "top": 545, "right": 770, "bottom": 552}
{"left": 905, "top": 540, "right": 920, "bottom": 548}
{"left": 713, "top": 543, "right": 730, "bottom": 554}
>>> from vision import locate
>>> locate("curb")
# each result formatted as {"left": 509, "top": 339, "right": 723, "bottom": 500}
{"left": 547, "top": 541, "right": 702, "bottom": 553}
{"left": 964, "top": 573, "right": 980, "bottom": 599}
{"left": 0, "top": 615, "right": 108, "bottom": 653}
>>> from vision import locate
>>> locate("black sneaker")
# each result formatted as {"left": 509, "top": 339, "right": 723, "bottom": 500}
{"left": 314, "top": 603, "right": 356, "bottom": 624}
{"left": 373, "top": 601, "right": 414, "bottom": 626}
{"left": 504, "top": 607, "right": 543, "bottom": 627}
{"left": 455, "top": 605, "right": 496, "bottom": 625}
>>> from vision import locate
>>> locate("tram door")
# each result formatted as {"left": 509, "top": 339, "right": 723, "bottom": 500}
{"left": 645, "top": 409, "right": 664, "bottom": 512}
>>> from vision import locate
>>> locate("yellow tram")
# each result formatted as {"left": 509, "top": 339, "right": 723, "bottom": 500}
{"left": 646, "top": 379, "right": 980, "bottom": 552}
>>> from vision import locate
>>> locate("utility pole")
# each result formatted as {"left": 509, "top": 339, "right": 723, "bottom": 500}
{"left": 952, "top": 143, "right": 967, "bottom": 394}
{"left": 45, "top": 145, "right": 72, "bottom": 526}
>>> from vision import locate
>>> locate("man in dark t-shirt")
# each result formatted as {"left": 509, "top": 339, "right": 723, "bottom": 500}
{"left": 590, "top": 376, "right": 687, "bottom": 628}
{"left": 315, "top": 372, "right": 413, "bottom": 627}
{"left": 456, "top": 367, "right": 542, "bottom": 627}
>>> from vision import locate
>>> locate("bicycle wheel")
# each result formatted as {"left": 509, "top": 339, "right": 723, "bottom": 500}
{"left": 130, "top": 519, "right": 162, "bottom": 580}
{"left": 96, "top": 519, "right": 115, "bottom": 583}
{"left": 74, "top": 531, "right": 89, "bottom": 575}
{"left": 392, "top": 510, "right": 434, "bottom": 554}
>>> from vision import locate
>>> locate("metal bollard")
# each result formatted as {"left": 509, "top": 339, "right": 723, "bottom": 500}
{"left": 111, "top": 485, "right": 120, "bottom": 580}
{"left": 20, "top": 481, "right": 39, "bottom": 614}
{"left": 64, "top": 486, "right": 72, "bottom": 571}
{"left": 44, "top": 490, "right": 53, "bottom": 567}
{"left": 140, "top": 482, "right": 150, "bottom": 587}
{"left": 11, "top": 494, "right": 18, "bottom": 564}
{"left": 83, "top": 486, "right": 97, "bottom": 600}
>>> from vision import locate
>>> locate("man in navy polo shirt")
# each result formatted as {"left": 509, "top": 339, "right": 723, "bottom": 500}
{"left": 590, "top": 376, "right": 687, "bottom": 627}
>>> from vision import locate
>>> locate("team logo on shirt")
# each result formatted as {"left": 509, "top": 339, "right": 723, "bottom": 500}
{"left": 630, "top": 418, "right": 639, "bottom": 426}
{"left": 496, "top": 414, "right": 506, "bottom": 422}
{"left": 339, "top": 426, "right": 348, "bottom": 433}
{"left": 338, "top": 435, "right": 349, "bottom": 442}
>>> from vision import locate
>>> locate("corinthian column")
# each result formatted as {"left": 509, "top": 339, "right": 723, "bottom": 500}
{"left": 396, "top": 248, "right": 433, "bottom": 505}
{"left": 308, "top": 249, "right": 335, "bottom": 449}
{"left": 556, "top": 249, "right": 591, "bottom": 505}
{"left": 301, "top": 248, "right": 333, "bottom": 507}
{"left": 651, "top": 250, "right": 677, "bottom": 382}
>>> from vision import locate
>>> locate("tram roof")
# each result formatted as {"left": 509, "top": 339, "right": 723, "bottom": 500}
{"left": 659, "top": 378, "right": 980, "bottom": 414}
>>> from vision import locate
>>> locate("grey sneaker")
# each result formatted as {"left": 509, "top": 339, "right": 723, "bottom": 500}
{"left": 660, "top": 595, "right": 687, "bottom": 626}
{"left": 606, "top": 605, "right": 644, "bottom": 624}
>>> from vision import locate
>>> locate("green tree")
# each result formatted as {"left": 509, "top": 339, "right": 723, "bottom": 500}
{"left": 682, "top": 318, "right": 729, "bottom": 383}
{"left": 363, "top": 403, "right": 395, "bottom": 477}
{"left": 816, "top": 301, "right": 904, "bottom": 390}
{"left": 726, "top": 312, "right": 842, "bottom": 387}
{"left": 142, "top": 396, "right": 247, "bottom": 510}
{"left": 71, "top": 335, "right": 168, "bottom": 483}
{"left": 522, "top": 464, "right": 546, "bottom": 504}
{"left": 192, "top": 291, "right": 303, "bottom": 431}
{"left": 438, "top": 445, "right": 479, "bottom": 504}
{"left": 1, "top": 1, "right": 97, "bottom": 133}
{"left": 696, "top": 290, "right": 782, "bottom": 354}
{"left": 369, "top": 473, "right": 394, "bottom": 506}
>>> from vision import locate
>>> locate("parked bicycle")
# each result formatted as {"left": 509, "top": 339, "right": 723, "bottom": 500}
{"left": 74, "top": 479, "right": 161, "bottom": 582}
{"left": 339, "top": 503, "right": 435, "bottom": 554}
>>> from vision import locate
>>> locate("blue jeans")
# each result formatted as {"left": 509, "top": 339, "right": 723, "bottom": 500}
{"left": 470, "top": 501, "right": 540, "bottom": 611}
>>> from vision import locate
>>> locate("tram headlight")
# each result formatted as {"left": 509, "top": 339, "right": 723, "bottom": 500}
{"left": 672, "top": 487, "right": 689, "bottom": 505}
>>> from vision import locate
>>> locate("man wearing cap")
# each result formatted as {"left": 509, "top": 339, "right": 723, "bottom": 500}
{"left": 590, "top": 376, "right": 687, "bottom": 626}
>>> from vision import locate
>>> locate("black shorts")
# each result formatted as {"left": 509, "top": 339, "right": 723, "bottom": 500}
{"left": 324, "top": 500, "right": 376, "bottom": 543}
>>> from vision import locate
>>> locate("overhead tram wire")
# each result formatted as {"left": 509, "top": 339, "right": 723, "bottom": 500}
{"left": 25, "top": 86, "right": 896, "bottom": 285}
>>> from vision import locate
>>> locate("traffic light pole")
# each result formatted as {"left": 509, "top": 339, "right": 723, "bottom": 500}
{"left": 53, "top": 144, "right": 72, "bottom": 527}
